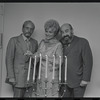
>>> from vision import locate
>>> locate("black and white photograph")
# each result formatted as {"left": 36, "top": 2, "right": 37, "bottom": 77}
{"left": 0, "top": 3, "right": 99, "bottom": 98}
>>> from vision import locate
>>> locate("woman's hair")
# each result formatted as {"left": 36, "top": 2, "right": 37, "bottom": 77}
{"left": 44, "top": 19, "right": 60, "bottom": 36}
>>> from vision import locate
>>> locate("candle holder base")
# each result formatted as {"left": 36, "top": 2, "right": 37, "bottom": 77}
{"left": 26, "top": 80, "right": 67, "bottom": 97}
{"left": 58, "top": 82, "right": 68, "bottom": 98}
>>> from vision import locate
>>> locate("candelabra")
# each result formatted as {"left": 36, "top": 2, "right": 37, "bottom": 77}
{"left": 26, "top": 54, "right": 68, "bottom": 97}
{"left": 25, "top": 79, "right": 67, "bottom": 97}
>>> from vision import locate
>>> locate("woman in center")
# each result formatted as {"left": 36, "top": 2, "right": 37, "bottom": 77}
{"left": 34, "top": 19, "right": 63, "bottom": 97}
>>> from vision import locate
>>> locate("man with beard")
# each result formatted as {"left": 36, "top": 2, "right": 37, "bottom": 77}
{"left": 5, "top": 20, "right": 38, "bottom": 97}
{"left": 60, "top": 23, "right": 93, "bottom": 97}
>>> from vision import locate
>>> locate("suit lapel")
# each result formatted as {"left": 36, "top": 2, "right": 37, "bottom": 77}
{"left": 30, "top": 38, "right": 37, "bottom": 54}
{"left": 17, "top": 34, "right": 27, "bottom": 54}
{"left": 63, "top": 36, "right": 79, "bottom": 56}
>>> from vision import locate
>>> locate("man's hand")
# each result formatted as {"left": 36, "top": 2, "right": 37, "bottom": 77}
{"left": 9, "top": 78, "right": 16, "bottom": 85}
{"left": 32, "top": 52, "right": 37, "bottom": 58}
{"left": 24, "top": 50, "right": 33, "bottom": 57}
{"left": 80, "top": 80, "right": 88, "bottom": 87}
{"left": 32, "top": 51, "right": 43, "bottom": 58}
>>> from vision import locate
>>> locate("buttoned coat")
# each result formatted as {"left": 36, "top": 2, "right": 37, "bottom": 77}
{"left": 61, "top": 35, "right": 93, "bottom": 88}
{"left": 5, "top": 34, "right": 38, "bottom": 87}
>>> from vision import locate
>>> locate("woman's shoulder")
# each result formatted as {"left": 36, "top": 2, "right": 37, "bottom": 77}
{"left": 38, "top": 39, "right": 45, "bottom": 47}
{"left": 56, "top": 40, "right": 62, "bottom": 46}
{"left": 39, "top": 39, "right": 45, "bottom": 44}
{"left": 53, "top": 40, "right": 62, "bottom": 50}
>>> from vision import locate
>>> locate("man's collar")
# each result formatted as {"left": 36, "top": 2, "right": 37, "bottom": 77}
{"left": 22, "top": 33, "right": 30, "bottom": 41}
{"left": 68, "top": 35, "right": 74, "bottom": 43}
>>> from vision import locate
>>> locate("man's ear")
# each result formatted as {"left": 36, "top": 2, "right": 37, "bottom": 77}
{"left": 71, "top": 29, "right": 74, "bottom": 35}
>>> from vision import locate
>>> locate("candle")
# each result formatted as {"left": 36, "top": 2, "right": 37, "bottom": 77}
{"left": 27, "top": 57, "right": 32, "bottom": 81}
{"left": 38, "top": 53, "right": 42, "bottom": 79}
{"left": 45, "top": 55, "right": 48, "bottom": 79}
{"left": 59, "top": 56, "right": 61, "bottom": 82}
{"left": 52, "top": 55, "right": 55, "bottom": 80}
{"left": 33, "top": 55, "right": 36, "bottom": 82}
{"left": 65, "top": 56, "right": 67, "bottom": 82}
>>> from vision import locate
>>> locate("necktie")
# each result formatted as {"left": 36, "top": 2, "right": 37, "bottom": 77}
{"left": 25, "top": 39, "right": 30, "bottom": 50}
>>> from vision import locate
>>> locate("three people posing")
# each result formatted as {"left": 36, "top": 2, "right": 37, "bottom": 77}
{"left": 5, "top": 20, "right": 93, "bottom": 97}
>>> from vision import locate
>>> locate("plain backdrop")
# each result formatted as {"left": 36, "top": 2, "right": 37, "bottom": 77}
{"left": 1, "top": 3, "right": 100, "bottom": 97}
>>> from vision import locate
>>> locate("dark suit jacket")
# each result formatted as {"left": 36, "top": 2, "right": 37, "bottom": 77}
{"left": 5, "top": 34, "right": 38, "bottom": 88}
{"left": 61, "top": 35, "right": 93, "bottom": 88}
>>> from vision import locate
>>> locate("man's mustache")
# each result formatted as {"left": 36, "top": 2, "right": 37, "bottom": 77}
{"left": 60, "top": 35, "right": 72, "bottom": 45}
{"left": 25, "top": 32, "right": 31, "bottom": 35}
{"left": 61, "top": 35, "right": 72, "bottom": 40}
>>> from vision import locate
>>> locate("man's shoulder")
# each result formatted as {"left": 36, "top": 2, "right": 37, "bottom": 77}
{"left": 9, "top": 35, "right": 19, "bottom": 42}
{"left": 76, "top": 36, "right": 89, "bottom": 44}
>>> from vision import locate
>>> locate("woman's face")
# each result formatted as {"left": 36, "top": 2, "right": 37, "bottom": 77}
{"left": 45, "top": 28, "right": 56, "bottom": 40}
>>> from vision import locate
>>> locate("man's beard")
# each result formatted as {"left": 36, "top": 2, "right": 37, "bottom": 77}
{"left": 25, "top": 32, "right": 31, "bottom": 38}
{"left": 60, "top": 35, "right": 72, "bottom": 45}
